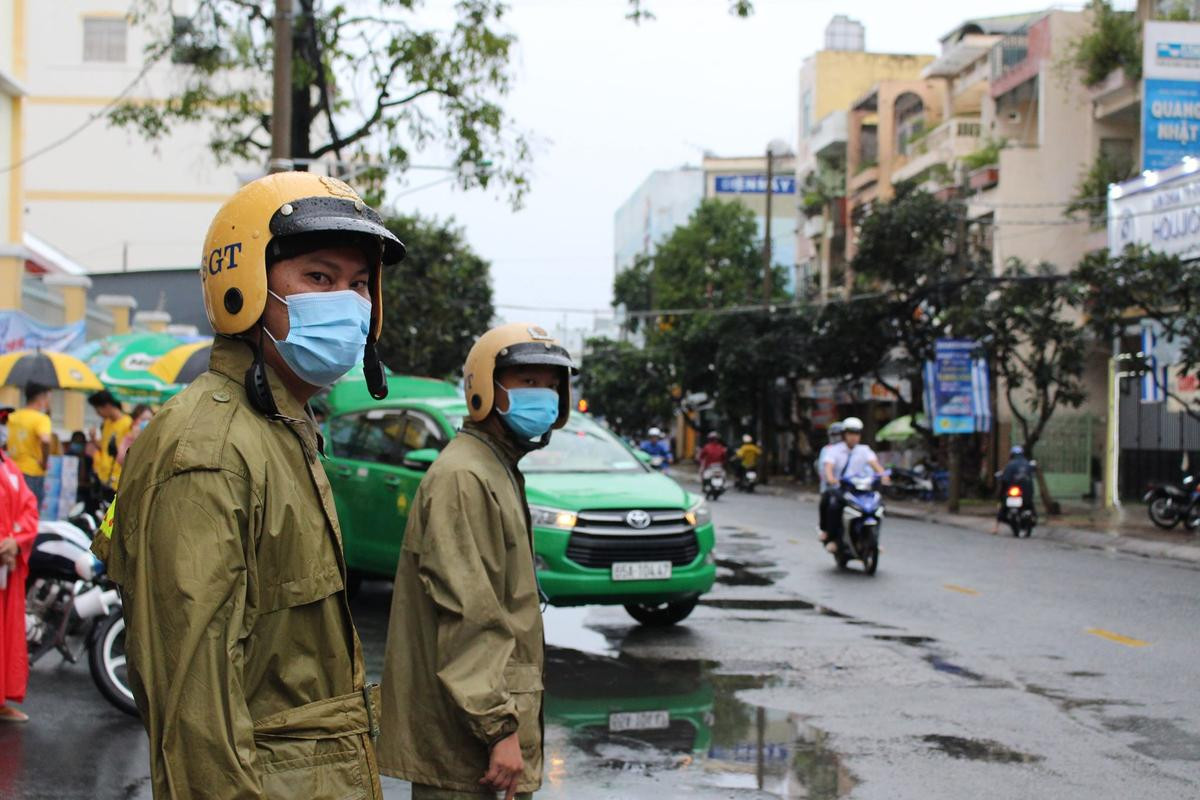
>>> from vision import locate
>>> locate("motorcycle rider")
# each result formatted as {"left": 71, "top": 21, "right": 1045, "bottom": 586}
{"left": 98, "top": 172, "right": 404, "bottom": 799}
{"left": 379, "top": 323, "right": 576, "bottom": 800}
{"left": 816, "top": 422, "right": 844, "bottom": 491}
{"left": 734, "top": 434, "right": 763, "bottom": 481}
{"left": 819, "top": 417, "right": 889, "bottom": 551}
{"left": 991, "top": 445, "right": 1036, "bottom": 535}
{"left": 697, "top": 432, "right": 728, "bottom": 493}
{"left": 639, "top": 426, "right": 673, "bottom": 471}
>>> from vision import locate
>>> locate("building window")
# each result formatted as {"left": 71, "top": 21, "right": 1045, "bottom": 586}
{"left": 83, "top": 17, "right": 127, "bottom": 63}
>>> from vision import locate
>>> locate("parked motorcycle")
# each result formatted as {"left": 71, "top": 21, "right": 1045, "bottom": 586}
{"left": 26, "top": 507, "right": 137, "bottom": 716}
{"left": 829, "top": 473, "right": 885, "bottom": 575}
{"left": 1144, "top": 474, "right": 1199, "bottom": 529}
{"left": 702, "top": 465, "right": 728, "bottom": 501}
{"left": 883, "top": 464, "right": 935, "bottom": 500}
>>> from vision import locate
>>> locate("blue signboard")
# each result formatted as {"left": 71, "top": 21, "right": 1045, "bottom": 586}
{"left": 1142, "top": 78, "right": 1200, "bottom": 171}
{"left": 923, "top": 339, "right": 991, "bottom": 435}
{"left": 713, "top": 175, "right": 796, "bottom": 194}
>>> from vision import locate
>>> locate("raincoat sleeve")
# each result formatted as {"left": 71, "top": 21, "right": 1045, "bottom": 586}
{"left": 413, "top": 471, "right": 520, "bottom": 747}
{"left": 128, "top": 470, "right": 263, "bottom": 799}
{"left": 11, "top": 465, "right": 38, "bottom": 563}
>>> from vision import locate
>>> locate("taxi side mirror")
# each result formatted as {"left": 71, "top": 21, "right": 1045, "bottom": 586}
{"left": 402, "top": 448, "right": 439, "bottom": 471}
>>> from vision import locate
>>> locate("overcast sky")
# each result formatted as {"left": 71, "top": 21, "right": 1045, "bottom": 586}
{"left": 389, "top": 0, "right": 1113, "bottom": 332}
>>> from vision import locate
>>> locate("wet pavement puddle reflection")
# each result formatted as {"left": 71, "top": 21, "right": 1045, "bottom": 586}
{"left": 543, "top": 646, "right": 855, "bottom": 799}
{"left": 921, "top": 734, "right": 1044, "bottom": 764}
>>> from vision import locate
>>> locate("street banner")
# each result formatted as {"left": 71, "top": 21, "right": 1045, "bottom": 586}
{"left": 1166, "top": 364, "right": 1200, "bottom": 414}
{"left": 1142, "top": 22, "right": 1200, "bottom": 171}
{"left": 0, "top": 311, "right": 86, "bottom": 354}
{"left": 923, "top": 339, "right": 991, "bottom": 435}
{"left": 713, "top": 175, "right": 796, "bottom": 194}
{"left": 1139, "top": 321, "right": 1170, "bottom": 403}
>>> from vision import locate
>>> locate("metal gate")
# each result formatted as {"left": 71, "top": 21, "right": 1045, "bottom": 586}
{"left": 1013, "top": 415, "right": 1094, "bottom": 501}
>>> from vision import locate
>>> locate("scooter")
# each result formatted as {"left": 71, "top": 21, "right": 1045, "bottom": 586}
{"left": 731, "top": 457, "right": 758, "bottom": 493}
{"left": 702, "top": 465, "right": 728, "bottom": 501}
{"left": 25, "top": 505, "right": 138, "bottom": 716}
{"left": 1144, "top": 474, "right": 1199, "bottom": 529}
{"left": 999, "top": 483, "right": 1037, "bottom": 537}
{"left": 829, "top": 473, "right": 885, "bottom": 575}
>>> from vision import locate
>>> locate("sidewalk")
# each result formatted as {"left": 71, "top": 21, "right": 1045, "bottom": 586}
{"left": 672, "top": 464, "right": 1200, "bottom": 566}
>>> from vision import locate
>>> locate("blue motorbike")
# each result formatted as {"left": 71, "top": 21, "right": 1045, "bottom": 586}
{"left": 832, "top": 474, "right": 885, "bottom": 575}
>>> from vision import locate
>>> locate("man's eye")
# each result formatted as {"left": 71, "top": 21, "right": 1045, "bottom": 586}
{"left": 308, "top": 272, "right": 332, "bottom": 284}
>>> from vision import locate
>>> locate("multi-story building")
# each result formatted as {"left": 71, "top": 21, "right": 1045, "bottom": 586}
{"left": 795, "top": 16, "right": 933, "bottom": 300}
{"left": 613, "top": 166, "right": 704, "bottom": 275}
{"left": 702, "top": 153, "right": 798, "bottom": 293}
{"left": 21, "top": 1, "right": 251, "bottom": 274}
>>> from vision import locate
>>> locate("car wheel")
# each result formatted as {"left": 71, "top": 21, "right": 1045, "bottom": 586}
{"left": 624, "top": 598, "right": 698, "bottom": 627}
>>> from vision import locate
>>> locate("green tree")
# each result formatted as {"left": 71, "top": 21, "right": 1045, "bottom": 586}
{"left": 113, "top": 1, "right": 530, "bottom": 204}
{"left": 1078, "top": 245, "right": 1200, "bottom": 420}
{"left": 1069, "top": 0, "right": 1142, "bottom": 87}
{"left": 577, "top": 338, "right": 674, "bottom": 436}
{"left": 376, "top": 213, "right": 494, "bottom": 379}
{"left": 612, "top": 254, "right": 654, "bottom": 334}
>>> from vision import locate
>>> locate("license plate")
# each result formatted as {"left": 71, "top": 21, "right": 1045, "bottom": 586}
{"left": 1006, "top": 496, "right": 1024, "bottom": 508}
{"left": 609, "top": 710, "right": 670, "bottom": 732}
{"left": 611, "top": 561, "right": 672, "bottom": 581}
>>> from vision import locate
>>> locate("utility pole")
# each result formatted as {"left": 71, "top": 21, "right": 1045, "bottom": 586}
{"left": 947, "top": 168, "right": 970, "bottom": 514}
{"left": 270, "top": 1, "right": 294, "bottom": 172}
{"left": 760, "top": 147, "right": 775, "bottom": 479}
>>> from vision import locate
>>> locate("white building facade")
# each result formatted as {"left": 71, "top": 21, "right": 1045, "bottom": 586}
{"left": 613, "top": 167, "right": 704, "bottom": 275}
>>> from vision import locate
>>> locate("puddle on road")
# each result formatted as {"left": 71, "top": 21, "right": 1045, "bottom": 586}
{"left": 922, "top": 734, "right": 1044, "bottom": 764}
{"left": 872, "top": 634, "right": 938, "bottom": 647}
{"left": 544, "top": 646, "right": 855, "bottom": 798}
{"left": 1101, "top": 716, "right": 1200, "bottom": 761}
{"left": 715, "top": 557, "right": 785, "bottom": 587}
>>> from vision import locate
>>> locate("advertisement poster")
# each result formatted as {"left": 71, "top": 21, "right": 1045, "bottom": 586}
{"left": 923, "top": 339, "right": 991, "bottom": 435}
{"left": 0, "top": 311, "right": 86, "bottom": 354}
{"left": 1142, "top": 21, "right": 1200, "bottom": 171}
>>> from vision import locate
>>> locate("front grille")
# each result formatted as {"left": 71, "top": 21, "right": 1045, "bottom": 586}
{"left": 566, "top": 531, "right": 700, "bottom": 568}
{"left": 573, "top": 508, "right": 690, "bottom": 536}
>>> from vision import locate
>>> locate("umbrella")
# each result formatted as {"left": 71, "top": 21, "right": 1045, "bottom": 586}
{"left": 0, "top": 350, "right": 104, "bottom": 391}
{"left": 876, "top": 413, "right": 927, "bottom": 442}
{"left": 72, "top": 332, "right": 185, "bottom": 403}
{"left": 149, "top": 339, "right": 212, "bottom": 385}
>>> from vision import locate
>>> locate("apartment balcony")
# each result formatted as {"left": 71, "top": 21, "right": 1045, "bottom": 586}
{"left": 809, "top": 111, "right": 848, "bottom": 160}
{"left": 891, "top": 117, "right": 983, "bottom": 184}
{"left": 802, "top": 214, "right": 826, "bottom": 239}
{"left": 848, "top": 163, "right": 879, "bottom": 195}
{"left": 1089, "top": 66, "right": 1140, "bottom": 122}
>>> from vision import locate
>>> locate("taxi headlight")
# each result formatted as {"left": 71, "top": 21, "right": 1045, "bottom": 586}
{"left": 685, "top": 501, "right": 711, "bottom": 528}
{"left": 529, "top": 505, "right": 577, "bottom": 531}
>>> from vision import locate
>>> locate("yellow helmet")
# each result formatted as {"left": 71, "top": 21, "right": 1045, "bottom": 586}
{"left": 200, "top": 172, "right": 404, "bottom": 337}
{"left": 463, "top": 323, "right": 577, "bottom": 428}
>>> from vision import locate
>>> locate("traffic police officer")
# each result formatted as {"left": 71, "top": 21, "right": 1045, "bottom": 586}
{"left": 100, "top": 172, "right": 404, "bottom": 799}
{"left": 379, "top": 323, "right": 576, "bottom": 800}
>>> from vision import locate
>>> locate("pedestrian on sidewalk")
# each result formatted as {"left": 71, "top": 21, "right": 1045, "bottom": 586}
{"left": 98, "top": 172, "right": 404, "bottom": 799}
{"left": 0, "top": 406, "right": 40, "bottom": 723}
{"left": 379, "top": 323, "right": 577, "bottom": 800}
{"left": 86, "top": 390, "right": 131, "bottom": 500}
{"left": 6, "top": 383, "right": 53, "bottom": 506}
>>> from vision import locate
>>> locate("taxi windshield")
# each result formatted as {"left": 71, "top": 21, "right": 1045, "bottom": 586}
{"left": 521, "top": 415, "right": 646, "bottom": 474}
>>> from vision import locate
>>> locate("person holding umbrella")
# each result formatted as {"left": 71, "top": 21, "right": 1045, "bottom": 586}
{"left": 6, "top": 383, "right": 53, "bottom": 505}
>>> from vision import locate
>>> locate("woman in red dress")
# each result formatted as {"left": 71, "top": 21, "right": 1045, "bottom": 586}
{"left": 0, "top": 406, "right": 40, "bottom": 723}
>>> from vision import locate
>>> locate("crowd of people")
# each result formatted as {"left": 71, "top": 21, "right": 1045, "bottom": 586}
{"left": 0, "top": 384, "right": 155, "bottom": 723}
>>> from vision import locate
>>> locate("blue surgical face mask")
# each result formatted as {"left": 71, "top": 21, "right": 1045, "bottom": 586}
{"left": 495, "top": 383, "right": 560, "bottom": 440}
{"left": 266, "top": 289, "right": 372, "bottom": 387}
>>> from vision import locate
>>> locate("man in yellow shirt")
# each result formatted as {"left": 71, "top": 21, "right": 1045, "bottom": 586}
{"left": 736, "top": 434, "right": 763, "bottom": 469}
{"left": 88, "top": 391, "right": 131, "bottom": 495}
{"left": 7, "top": 383, "right": 53, "bottom": 504}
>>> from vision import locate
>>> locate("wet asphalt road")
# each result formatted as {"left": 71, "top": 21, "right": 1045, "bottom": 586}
{"left": 4, "top": 487, "right": 1200, "bottom": 799}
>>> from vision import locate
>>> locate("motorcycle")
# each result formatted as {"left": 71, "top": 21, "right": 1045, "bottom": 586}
{"left": 883, "top": 464, "right": 935, "bottom": 501}
{"left": 999, "top": 483, "right": 1037, "bottom": 537}
{"left": 829, "top": 473, "right": 884, "bottom": 575}
{"left": 1143, "top": 474, "right": 1199, "bottom": 530}
{"left": 702, "top": 465, "right": 728, "bottom": 501}
{"left": 731, "top": 457, "right": 758, "bottom": 493}
{"left": 25, "top": 506, "right": 138, "bottom": 716}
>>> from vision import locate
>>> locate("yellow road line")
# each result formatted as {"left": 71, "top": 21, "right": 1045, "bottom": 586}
{"left": 943, "top": 583, "right": 980, "bottom": 596}
{"left": 1086, "top": 628, "right": 1149, "bottom": 648}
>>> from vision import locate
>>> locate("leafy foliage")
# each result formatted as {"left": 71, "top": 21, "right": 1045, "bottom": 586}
{"left": 113, "top": 0, "right": 531, "bottom": 205}
{"left": 962, "top": 138, "right": 1005, "bottom": 171}
{"left": 1065, "top": 148, "right": 1137, "bottom": 227}
{"left": 987, "top": 261, "right": 1088, "bottom": 455}
{"left": 1070, "top": 0, "right": 1142, "bottom": 87}
{"left": 626, "top": 0, "right": 754, "bottom": 23}
{"left": 376, "top": 213, "right": 494, "bottom": 379}
{"left": 577, "top": 338, "right": 674, "bottom": 436}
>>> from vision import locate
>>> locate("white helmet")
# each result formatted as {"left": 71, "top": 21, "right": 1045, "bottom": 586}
{"left": 742, "top": 434, "right": 753, "bottom": 444}
{"left": 841, "top": 416, "right": 864, "bottom": 433}
{"left": 648, "top": 427, "right": 663, "bottom": 437}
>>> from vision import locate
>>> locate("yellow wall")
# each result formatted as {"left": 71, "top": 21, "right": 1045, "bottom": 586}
{"left": 812, "top": 50, "right": 934, "bottom": 121}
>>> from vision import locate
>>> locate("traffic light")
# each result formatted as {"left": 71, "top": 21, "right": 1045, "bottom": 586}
{"left": 577, "top": 398, "right": 589, "bottom": 413}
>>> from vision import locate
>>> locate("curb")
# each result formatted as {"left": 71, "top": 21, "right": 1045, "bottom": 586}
{"left": 674, "top": 471, "right": 1200, "bottom": 566}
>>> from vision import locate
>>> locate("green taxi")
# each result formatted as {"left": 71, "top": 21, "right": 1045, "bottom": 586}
{"left": 322, "top": 374, "right": 716, "bottom": 625}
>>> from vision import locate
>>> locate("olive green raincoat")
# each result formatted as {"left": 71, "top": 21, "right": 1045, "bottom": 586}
{"left": 379, "top": 422, "right": 544, "bottom": 794}
{"left": 102, "top": 338, "right": 382, "bottom": 800}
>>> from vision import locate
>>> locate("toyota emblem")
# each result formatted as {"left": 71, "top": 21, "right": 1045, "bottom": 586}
{"left": 625, "top": 510, "right": 652, "bottom": 529}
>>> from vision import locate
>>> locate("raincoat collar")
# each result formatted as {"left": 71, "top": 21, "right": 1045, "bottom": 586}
{"left": 461, "top": 420, "right": 524, "bottom": 469}
{"left": 208, "top": 336, "right": 320, "bottom": 453}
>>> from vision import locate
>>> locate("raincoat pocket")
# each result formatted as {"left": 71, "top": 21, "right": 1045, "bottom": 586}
{"left": 254, "top": 690, "right": 378, "bottom": 800}
{"left": 503, "top": 663, "right": 543, "bottom": 758}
